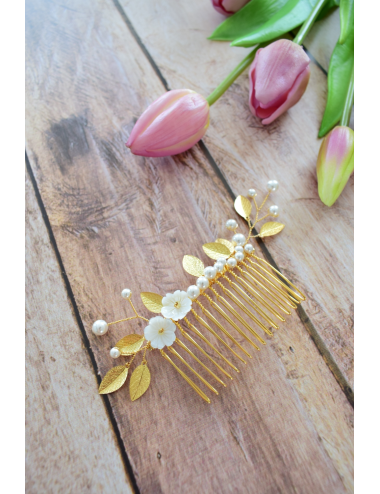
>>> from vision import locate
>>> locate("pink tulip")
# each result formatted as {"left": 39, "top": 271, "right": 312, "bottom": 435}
{"left": 126, "top": 89, "right": 210, "bottom": 157}
{"left": 211, "top": 0, "right": 250, "bottom": 16}
{"left": 249, "top": 39, "right": 310, "bottom": 125}
{"left": 316, "top": 126, "right": 354, "bottom": 207}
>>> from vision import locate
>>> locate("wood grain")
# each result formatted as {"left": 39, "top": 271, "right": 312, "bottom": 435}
{"left": 303, "top": 7, "right": 340, "bottom": 72}
{"left": 119, "top": 0, "right": 354, "bottom": 389}
{"left": 25, "top": 169, "right": 133, "bottom": 493}
{"left": 25, "top": 0, "right": 353, "bottom": 493}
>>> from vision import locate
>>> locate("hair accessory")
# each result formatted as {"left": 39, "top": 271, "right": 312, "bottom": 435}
{"left": 93, "top": 180, "right": 305, "bottom": 403}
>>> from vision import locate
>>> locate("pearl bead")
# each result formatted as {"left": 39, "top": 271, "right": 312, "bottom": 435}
{"left": 196, "top": 276, "right": 209, "bottom": 290}
{"left": 269, "top": 205, "right": 279, "bottom": 217}
{"left": 92, "top": 320, "right": 108, "bottom": 336}
{"left": 214, "top": 261, "right": 225, "bottom": 273}
{"left": 204, "top": 266, "right": 217, "bottom": 280}
{"left": 110, "top": 347, "right": 120, "bottom": 359}
{"left": 217, "top": 258, "right": 227, "bottom": 266}
{"left": 227, "top": 258, "right": 237, "bottom": 268}
{"left": 248, "top": 188, "right": 256, "bottom": 197}
{"left": 187, "top": 285, "right": 200, "bottom": 300}
{"left": 234, "top": 252, "right": 245, "bottom": 262}
{"left": 244, "top": 243, "right": 254, "bottom": 254}
{"left": 226, "top": 219, "right": 238, "bottom": 230}
{"left": 267, "top": 180, "right": 279, "bottom": 192}
{"left": 234, "top": 246, "right": 244, "bottom": 253}
{"left": 121, "top": 288, "right": 132, "bottom": 299}
{"left": 232, "top": 233, "right": 246, "bottom": 246}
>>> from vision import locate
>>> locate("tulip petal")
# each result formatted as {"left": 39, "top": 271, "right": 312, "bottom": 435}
{"left": 126, "top": 89, "right": 194, "bottom": 148}
{"left": 317, "top": 126, "right": 354, "bottom": 207}
{"left": 254, "top": 40, "right": 309, "bottom": 106}
{"left": 261, "top": 66, "right": 310, "bottom": 125}
{"left": 128, "top": 91, "right": 209, "bottom": 157}
{"left": 211, "top": 0, "right": 250, "bottom": 16}
{"left": 248, "top": 40, "right": 310, "bottom": 124}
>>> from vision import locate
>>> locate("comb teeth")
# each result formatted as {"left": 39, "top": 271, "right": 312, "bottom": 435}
{"left": 173, "top": 247, "right": 306, "bottom": 401}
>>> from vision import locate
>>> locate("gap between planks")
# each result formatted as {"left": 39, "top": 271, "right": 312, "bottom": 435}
{"left": 112, "top": 0, "right": 353, "bottom": 409}
{"left": 25, "top": 153, "right": 141, "bottom": 494}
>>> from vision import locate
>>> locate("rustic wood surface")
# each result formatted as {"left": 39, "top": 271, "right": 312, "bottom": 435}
{"left": 25, "top": 170, "right": 133, "bottom": 493}
{"left": 25, "top": 1, "right": 354, "bottom": 493}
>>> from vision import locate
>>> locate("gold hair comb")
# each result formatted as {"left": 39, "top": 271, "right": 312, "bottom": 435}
{"left": 92, "top": 180, "right": 305, "bottom": 403}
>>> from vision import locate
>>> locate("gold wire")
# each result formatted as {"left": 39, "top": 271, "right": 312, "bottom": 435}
{"left": 241, "top": 267, "right": 295, "bottom": 310}
{"left": 203, "top": 294, "right": 255, "bottom": 352}
{"left": 176, "top": 321, "right": 232, "bottom": 380}
{"left": 174, "top": 338, "right": 227, "bottom": 387}
{"left": 228, "top": 270, "right": 286, "bottom": 321}
{"left": 167, "top": 346, "right": 219, "bottom": 395}
{"left": 193, "top": 302, "right": 250, "bottom": 361}
{"left": 214, "top": 281, "right": 271, "bottom": 339}
{"left": 209, "top": 287, "right": 263, "bottom": 348}
{"left": 223, "top": 275, "right": 277, "bottom": 331}
{"left": 183, "top": 317, "right": 236, "bottom": 376}
{"left": 253, "top": 255, "right": 306, "bottom": 301}
{"left": 236, "top": 266, "right": 292, "bottom": 314}
{"left": 203, "top": 294, "right": 256, "bottom": 354}
{"left": 160, "top": 350, "right": 210, "bottom": 403}
{"left": 109, "top": 298, "right": 149, "bottom": 325}
{"left": 244, "top": 259, "right": 300, "bottom": 305}
{"left": 189, "top": 311, "right": 244, "bottom": 367}
{"left": 256, "top": 212, "right": 271, "bottom": 223}
{"left": 241, "top": 261, "right": 298, "bottom": 308}
{"left": 248, "top": 258, "right": 303, "bottom": 301}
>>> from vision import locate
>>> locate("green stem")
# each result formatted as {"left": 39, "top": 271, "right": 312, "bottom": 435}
{"left": 340, "top": 65, "right": 354, "bottom": 127}
{"left": 206, "top": 46, "right": 261, "bottom": 106}
{"left": 293, "top": 0, "right": 329, "bottom": 45}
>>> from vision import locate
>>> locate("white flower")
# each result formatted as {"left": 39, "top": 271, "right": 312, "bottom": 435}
{"left": 144, "top": 316, "right": 177, "bottom": 349}
{"left": 161, "top": 290, "right": 192, "bottom": 321}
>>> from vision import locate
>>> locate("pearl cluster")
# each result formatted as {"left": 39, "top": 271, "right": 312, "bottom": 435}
{"left": 187, "top": 179, "right": 281, "bottom": 301}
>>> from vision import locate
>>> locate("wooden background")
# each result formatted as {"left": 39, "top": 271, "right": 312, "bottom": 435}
{"left": 25, "top": 1, "right": 354, "bottom": 493}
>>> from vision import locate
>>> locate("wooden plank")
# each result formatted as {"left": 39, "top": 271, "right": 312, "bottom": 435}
{"left": 304, "top": 7, "right": 340, "bottom": 72}
{"left": 25, "top": 0, "right": 353, "bottom": 492}
{"left": 25, "top": 169, "right": 133, "bottom": 493}
{"left": 119, "top": 0, "right": 354, "bottom": 389}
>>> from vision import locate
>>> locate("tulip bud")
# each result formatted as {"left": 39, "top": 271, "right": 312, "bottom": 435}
{"left": 126, "top": 89, "right": 210, "bottom": 157}
{"left": 211, "top": 0, "right": 250, "bottom": 16}
{"left": 249, "top": 39, "right": 310, "bottom": 125}
{"left": 316, "top": 126, "right": 354, "bottom": 207}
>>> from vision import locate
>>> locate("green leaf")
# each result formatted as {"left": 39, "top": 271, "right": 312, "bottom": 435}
{"left": 339, "top": 0, "right": 354, "bottom": 44}
{"left": 232, "top": 0, "right": 321, "bottom": 47}
{"left": 319, "top": 13, "right": 354, "bottom": 136}
{"left": 209, "top": 0, "right": 288, "bottom": 42}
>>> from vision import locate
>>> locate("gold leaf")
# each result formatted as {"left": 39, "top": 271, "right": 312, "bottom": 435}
{"left": 183, "top": 255, "right": 205, "bottom": 277}
{"left": 203, "top": 242, "right": 231, "bottom": 260}
{"left": 259, "top": 222, "right": 285, "bottom": 238}
{"left": 234, "top": 195, "right": 252, "bottom": 219}
{"left": 115, "top": 334, "right": 145, "bottom": 356}
{"left": 99, "top": 365, "right": 129, "bottom": 394}
{"left": 140, "top": 292, "right": 163, "bottom": 313}
{"left": 130, "top": 364, "right": 151, "bottom": 401}
{"left": 216, "top": 238, "right": 234, "bottom": 253}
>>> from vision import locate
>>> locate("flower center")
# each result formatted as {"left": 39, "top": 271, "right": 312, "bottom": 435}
{"left": 174, "top": 302, "right": 180, "bottom": 308}
{"left": 158, "top": 328, "right": 165, "bottom": 334}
